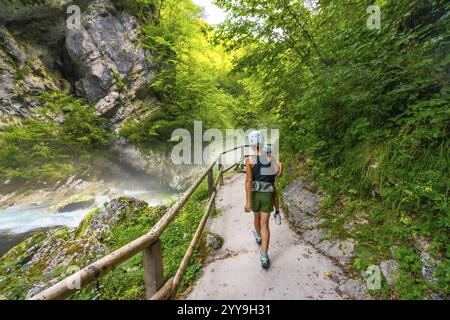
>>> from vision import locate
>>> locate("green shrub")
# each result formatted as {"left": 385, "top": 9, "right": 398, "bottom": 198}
{"left": 0, "top": 92, "right": 113, "bottom": 184}
{"left": 217, "top": 0, "right": 449, "bottom": 298}
{"left": 119, "top": 0, "right": 240, "bottom": 147}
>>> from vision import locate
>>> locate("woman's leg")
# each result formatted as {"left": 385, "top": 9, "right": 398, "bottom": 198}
{"left": 273, "top": 189, "right": 279, "bottom": 212}
{"left": 260, "top": 212, "right": 271, "bottom": 253}
{"left": 253, "top": 212, "right": 261, "bottom": 234}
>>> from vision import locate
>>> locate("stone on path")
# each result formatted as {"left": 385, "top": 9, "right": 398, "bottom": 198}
{"left": 380, "top": 260, "right": 400, "bottom": 287}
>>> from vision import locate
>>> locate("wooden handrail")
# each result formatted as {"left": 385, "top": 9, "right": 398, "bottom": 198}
{"left": 30, "top": 145, "right": 247, "bottom": 300}
{"left": 170, "top": 167, "right": 223, "bottom": 299}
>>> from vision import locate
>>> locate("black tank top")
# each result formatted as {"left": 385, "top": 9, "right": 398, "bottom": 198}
{"left": 252, "top": 155, "right": 276, "bottom": 184}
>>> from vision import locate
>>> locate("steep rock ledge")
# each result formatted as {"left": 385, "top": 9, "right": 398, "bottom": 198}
{"left": 66, "top": 0, "right": 157, "bottom": 126}
{"left": 282, "top": 177, "right": 447, "bottom": 300}
{"left": 0, "top": 0, "right": 157, "bottom": 126}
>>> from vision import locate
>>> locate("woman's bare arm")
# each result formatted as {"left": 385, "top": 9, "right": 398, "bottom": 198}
{"left": 277, "top": 162, "right": 283, "bottom": 178}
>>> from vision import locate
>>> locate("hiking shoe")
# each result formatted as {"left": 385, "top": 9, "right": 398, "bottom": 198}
{"left": 253, "top": 231, "right": 262, "bottom": 245}
{"left": 260, "top": 253, "right": 270, "bottom": 269}
{"left": 274, "top": 211, "right": 282, "bottom": 225}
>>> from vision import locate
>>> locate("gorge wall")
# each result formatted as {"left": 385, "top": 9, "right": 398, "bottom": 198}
{"left": 0, "top": 0, "right": 156, "bottom": 127}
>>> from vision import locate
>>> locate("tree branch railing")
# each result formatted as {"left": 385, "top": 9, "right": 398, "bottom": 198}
{"left": 30, "top": 145, "right": 249, "bottom": 300}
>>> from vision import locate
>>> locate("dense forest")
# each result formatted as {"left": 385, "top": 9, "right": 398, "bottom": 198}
{"left": 214, "top": 0, "right": 449, "bottom": 298}
{"left": 0, "top": 0, "right": 448, "bottom": 300}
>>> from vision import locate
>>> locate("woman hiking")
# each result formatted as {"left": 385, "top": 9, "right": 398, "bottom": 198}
{"left": 244, "top": 131, "right": 278, "bottom": 269}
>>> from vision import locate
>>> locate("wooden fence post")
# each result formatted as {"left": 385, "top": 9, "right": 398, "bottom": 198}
{"left": 218, "top": 155, "right": 224, "bottom": 186}
{"left": 239, "top": 146, "right": 245, "bottom": 171}
{"left": 207, "top": 168, "right": 215, "bottom": 211}
{"left": 207, "top": 168, "right": 214, "bottom": 197}
{"left": 143, "top": 239, "right": 164, "bottom": 299}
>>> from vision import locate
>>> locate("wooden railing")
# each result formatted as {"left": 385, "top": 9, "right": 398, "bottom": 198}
{"left": 30, "top": 145, "right": 248, "bottom": 300}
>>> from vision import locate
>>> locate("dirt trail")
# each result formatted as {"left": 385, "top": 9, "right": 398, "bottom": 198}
{"left": 188, "top": 173, "right": 346, "bottom": 300}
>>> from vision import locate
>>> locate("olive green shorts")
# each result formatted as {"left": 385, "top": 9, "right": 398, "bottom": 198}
{"left": 251, "top": 191, "right": 274, "bottom": 213}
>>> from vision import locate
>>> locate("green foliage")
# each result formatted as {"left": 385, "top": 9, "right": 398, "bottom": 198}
{"left": 120, "top": 0, "right": 242, "bottom": 147}
{"left": 1, "top": 183, "right": 210, "bottom": 300}
{"left": 0, "top": 92, "right": 113, "bottom": 184}
{"left": 71, "top": 183, "right": 210, "bottom": 300}
{"left": 216, "top": 0, "right": 450, "bottom": 298}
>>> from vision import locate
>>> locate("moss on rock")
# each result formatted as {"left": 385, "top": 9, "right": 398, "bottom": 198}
{"left": 1, "top": 182, "right": 211, "bottom": 300}
{"left": 0, "top": 197, "right": 153, "bottom": 300}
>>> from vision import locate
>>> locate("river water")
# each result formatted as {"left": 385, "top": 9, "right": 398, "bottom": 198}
{"left": 0, "top": 162, "right": 179, "bottom": 256}
{"left": 0, "top": 136, "right": 274, "bottom": 256}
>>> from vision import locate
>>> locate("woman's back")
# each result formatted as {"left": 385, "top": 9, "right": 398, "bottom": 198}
{"left": 251, "top": 155, "right": 276, "bottom": 184}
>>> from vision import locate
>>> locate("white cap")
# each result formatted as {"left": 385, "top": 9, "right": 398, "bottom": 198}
{"left": 248, "top": 130, "right": 264, "bottom": 147}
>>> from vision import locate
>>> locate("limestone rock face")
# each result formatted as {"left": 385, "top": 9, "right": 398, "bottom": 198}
{"left": 0, "top": 0, "right": 74, "bottom": 23}
{"left": 0, "top": 1, "right": 77, "bottom": 122}
{"left": 205, "top": 232, "right": 223, "bottom": 252}
{"left": 55, "top": 196, "right": 96, "bottom": 213}
{"left": 65, "top": 0, "right": 154, "bottom": 106}
{"left": 380, "top": 260, "right": 400, "bottom": 287}
{"left": 78, "top": 197, "right": 148, "bottom": 239}
{"left": 0, "top": 0, "right": 156, "bottom": 126}
{"left": 0, "top": 24, "right": 69, "bottom": 123}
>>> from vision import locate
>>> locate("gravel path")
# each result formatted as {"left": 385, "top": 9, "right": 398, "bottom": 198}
{"left": 188, "top": 173, "right": 345, "bottom": 300}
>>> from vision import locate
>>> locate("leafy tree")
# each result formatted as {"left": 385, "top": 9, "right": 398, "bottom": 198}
{"left": 120, "top": 0, "right": 241, "bottom": 147}
{"left": 215, "top": 0, "right": 449, "bottom": 298}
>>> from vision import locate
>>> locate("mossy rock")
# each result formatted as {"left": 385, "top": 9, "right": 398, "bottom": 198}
{"left": 0, "top": 197, "right": 155, "bottom": 300}
{"left": 0, "top": 231, "right": 47, "bottom": 271}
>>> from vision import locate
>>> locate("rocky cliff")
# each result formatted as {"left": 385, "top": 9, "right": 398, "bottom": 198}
{"left": 0, "top": 0, "right": 156, "bottom": 126}
{"left": 0, "top": 0, "right": 202, "bottom": 191}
